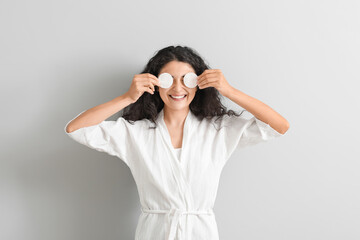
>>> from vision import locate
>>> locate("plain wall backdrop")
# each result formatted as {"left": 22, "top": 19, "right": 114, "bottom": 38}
{"left": 1, "top": 0, "right": 359, "bottom": 239}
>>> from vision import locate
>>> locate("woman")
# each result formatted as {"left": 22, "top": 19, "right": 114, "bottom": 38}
{"left": 65, "top": 45, "right": 289, "bottom": 240}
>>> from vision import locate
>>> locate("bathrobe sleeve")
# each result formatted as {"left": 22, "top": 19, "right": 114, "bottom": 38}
{"left": 64, "top": 110, "right": 131, "bottom": 168}
{"left": 221, "top": 114, "right": 286, "bottom": 161}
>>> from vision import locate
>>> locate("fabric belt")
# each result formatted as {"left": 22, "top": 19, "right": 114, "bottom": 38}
{"left": 141, "top": 207, "right": 214, "bottom": 240}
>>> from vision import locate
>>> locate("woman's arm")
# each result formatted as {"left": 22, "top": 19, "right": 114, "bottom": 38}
{"left": 196, "top": 69, "right": 289, "bottom": 135}
{"left": 65, "top": 94, "right": 133, "bottom": 133}
{"left": 223, "top": 87, "right": 290, "bottom": 135}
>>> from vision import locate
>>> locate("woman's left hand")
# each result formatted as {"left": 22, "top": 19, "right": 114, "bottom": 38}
{"left": 197, "top": 69, "right": 233, "bottom": 96}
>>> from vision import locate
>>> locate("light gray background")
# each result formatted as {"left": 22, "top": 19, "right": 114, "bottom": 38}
{"left": 1, "top": 0, "right": 359, "bottom": 239}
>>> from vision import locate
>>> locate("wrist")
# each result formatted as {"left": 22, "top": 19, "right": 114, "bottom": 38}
{"left": 222, "top": 85, "right": 235, "bottom": 98}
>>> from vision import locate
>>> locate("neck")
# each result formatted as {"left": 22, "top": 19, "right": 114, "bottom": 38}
{"left": 163, "top": 107, "right": 189, "bottom": 127}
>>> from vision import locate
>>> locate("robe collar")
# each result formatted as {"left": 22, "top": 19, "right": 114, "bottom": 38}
{"left": 156, "top": 108, "right": 196, "bottom": 210}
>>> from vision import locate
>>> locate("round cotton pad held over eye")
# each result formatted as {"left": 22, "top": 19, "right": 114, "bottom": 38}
{"left": 158, "top": 73, "right": 173, "bottom": 88}
{"left": 184, "top": 72, "right": 198, "bottom": 88}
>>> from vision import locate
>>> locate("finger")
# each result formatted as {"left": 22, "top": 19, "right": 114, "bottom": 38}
{"left": 198, "top": 73, "right": 219, "bottom": 83}
{"left": 198, "top": 77, "right": 217, "bottom": 88}
{"left": 151, "top": 78, "right": 160, "bottom": 86}
{"left": 139, "top": 77, "right": 160, "bottom": 87}
{"left": 138, "top": 73, "right": 158, "bottom": 82}
{"left": 198, "top": 71, "right": 219, "bottom": 78}
{"left": 199, "top": 82, "right": 213, "bottom": 89}
{"left": 145, "top": 73, "right": 159, "bottom": 82}
{"left": 139, "top": 79, "right": 158, "bottom": 89}
{"left": 139, "top": 80, "right": 155, "bottom": 92}
{"left": 147, "top": 80, "right": 156, "bottom": 91}
{"left": 143, "top": 86, "right": 154, "bottom": 95}
{"left": 199, "top": 69, "right": 217, "bottom": 74}
{"left": 148, "top": 83, "right": 155, "bottom": 92}
{"left": 204, "top": 69, "right": 220, "bottom": 73}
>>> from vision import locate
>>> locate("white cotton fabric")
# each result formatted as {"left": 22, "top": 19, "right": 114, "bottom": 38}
{"left": 64, "top": 108, "right": 286, "bottom": 240}
{"left": 174, "top": 148, "right": 182, "bottom": 163}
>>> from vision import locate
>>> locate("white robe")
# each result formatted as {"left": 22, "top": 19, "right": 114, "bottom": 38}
{"left": 64, "top": 108, "right": 285, "bottom": 239}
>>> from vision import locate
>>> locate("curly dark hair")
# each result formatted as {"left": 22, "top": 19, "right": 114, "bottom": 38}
{"left": 121, "top": 45, "right": 245, "bottom": 129}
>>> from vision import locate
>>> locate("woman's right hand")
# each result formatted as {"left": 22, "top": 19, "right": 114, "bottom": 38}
{"left": 125, "top": 73, "right": 160, "bottom": 103}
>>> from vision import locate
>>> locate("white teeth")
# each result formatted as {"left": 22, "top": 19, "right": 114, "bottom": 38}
{"left": 170, "top": 95, "right": 186, "bottom": 99}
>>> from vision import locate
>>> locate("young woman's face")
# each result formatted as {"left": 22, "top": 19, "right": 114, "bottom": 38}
{"left": 157, "top": 60, "right": 198, "bottom": 111}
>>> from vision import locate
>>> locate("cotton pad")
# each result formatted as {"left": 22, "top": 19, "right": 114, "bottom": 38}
{"left": 158, "top": 73, "right": 173, "bottom": 88}
{"left": 158, "top": 72, "right": 198, "bottom": 88}
{"left": 184, "top": 72, "right": 198, "bottom": 88}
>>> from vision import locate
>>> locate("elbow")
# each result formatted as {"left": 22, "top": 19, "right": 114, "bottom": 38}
{"left": 65, "top": 122, "right": 75, "bottom": 133}
{"left": 271, "top": 120, "right": 290, "bottom": 135}
{"left": 280, "top": 121, "right": 290, "bottom": 134}
{"left": 65, "top": 125, "right": 73, "bottom": 133}
{"left": 274, "top": 120, "right": 290, "bottom": 135}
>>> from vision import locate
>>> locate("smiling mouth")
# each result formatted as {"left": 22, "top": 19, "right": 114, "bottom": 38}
{"left": 169, "top": 95, "right": 187, "bottom": 99}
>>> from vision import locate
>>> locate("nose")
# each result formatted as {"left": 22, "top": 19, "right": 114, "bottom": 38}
{"left": 172, "top": 77, "right": 185, "bottom": 89}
